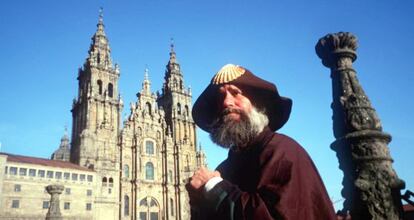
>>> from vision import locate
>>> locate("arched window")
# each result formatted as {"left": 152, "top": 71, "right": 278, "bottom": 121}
{"left": 185, "top": 105, "right": 189, "bottom": 116}
{"left": 177, "top": 103, "right": 181, "bottom": 115}
{"left": 109, "top": 177, "right": 114, "bottom": 187}
{"left": 102, "top": 177, "right": 107, "bottom": 187}
{"left": 124, "top": 195, "right": 130, "bottom": 216}
{"left": 139, "top": 198, "right": 148, "bottom": 207}
{"left": 145, "top": 102, "right": 152, "bottom": 114}
{"left": 146, "top": 141, "right": 154, "bottom": 155}
{"left": 170, "top": 198, "right": 174, "bottom": 216}
{"left": 108, "top": 83, "right": 113, "bottom": 97}
{"left": 97, "top": 80, "right": 103, "bottom": 95}
{"left": 124, "top": 165, "right": 129, "bottom": 178}
{"left": 145, "top": 162, "right": 154, "bottom": 180}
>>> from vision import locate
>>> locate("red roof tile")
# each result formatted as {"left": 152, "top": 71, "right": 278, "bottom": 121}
{"left": 1, "top": 153, "right": 94, "bottom": 172}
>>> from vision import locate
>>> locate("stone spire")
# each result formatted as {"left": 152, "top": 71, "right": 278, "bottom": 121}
{"left": 85, "top": 7, "right": 113, "bottom": 70}
{"left": 316, "top": 32, "right": 404, "bottom": 220}
{"left": 51, "top": 127, "right": 70, "bottom": 161}
{"left": 169, "top": 38, "right": 177, "bottom": 64}
{"left": 142, "top": 66, "right": 151, "bottom": 96}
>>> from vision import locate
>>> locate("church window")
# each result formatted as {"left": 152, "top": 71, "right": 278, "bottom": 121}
{"left": 97, "top": 80, "right": 103, "bottom": 95}
{"left": 43, "top": 201, "right": 49, "bottom": 209}
{"left": 170, "top": 198, "right": 174, "bottom": 216}
{"left": 145, "top": 102, "right": 152, "bottom": 114}
{"left": 11, "top": 200, "right": 19, "bottom": 208}
{"left": 86, "top": 203, "right": 92, "bottom": 211}
{"left": 150, "top": 212, "right": 158, "bottom": 220}
{"left": 124, "top": 165, "right": 129, "bottom": 178}
{"left": 150, "top": 198, "right": 157, "bottom": 207}
{"left": 64, "top": 173, "right": 70, "bottom": 180}
{"left": 87, "top": 189, "right": 92, "bottom": 196}
{"left": 102, "top": 177, "right": 107, "bottom": 186}
{"left": 55, "top": 172, "right": 62, "bottom": 179}
{"left": 29, "top": 169, "right": 36, "bottom": 177}
{"left": 19, "top": 168, "right": 27, "bottom": 176}
{"left": 14, "top": 184, "right": 21, "bottom": 192}
{"left": 5, "top": 166, "right": 7, "bottom": 174}
{"left": 38, "top": 170, "right": 45, "bottom": 178}
{"left": 72, "top": 173, "right": 78, "bottom": 181}
{"left": 108, "top": 83, "right": 113, "bottom": 97}
{"left": 145, "top": 162, "right": 154, "bottom": 180}
{"left": 109, "top": 177, "right": 114, "bottom": 187}
{"left": 139, "top": 212, "right": 147, "bottom": 220}
{"left": 65, "top": 188, "right": 71, "bottom": 195}
{"left": 47, "top": 171, "right": 54, "bottom": 179}
{"left": 177, "top": 103, "right": 181, "bottom": 115}
{"left": 180, "top": 80, "right": 183, "bottom": 89}
{"left": 87, "top": 175, "right": 93, "bottom": 182}
{"left": 185, "top": 105, "right": 189, "bottom": 116}
{"left": 10, "top": 167, "right": 17, "bottom": 175}
{"left": 146, "top": 141, "right": 154, "bottom": 155}
{"left": 108, "top": 188, "right": 112, "bottom": 194}
{"left": 80, "top": 174, "right": 86, "bottom": 181}
{"left": 64, "top": 202, "right": 70, "bottom": 210}
{"left": 139, "top": 198, "right": 148, "bottom": 206}
{"left": 124, "top": 195, "right": 130, "bottom": 216}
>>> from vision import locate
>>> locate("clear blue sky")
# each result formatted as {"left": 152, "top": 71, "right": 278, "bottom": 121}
{"left": 0, "top": 0, "right": 413, "bottom": 210}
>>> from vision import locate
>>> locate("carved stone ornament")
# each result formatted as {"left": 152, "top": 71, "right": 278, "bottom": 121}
{"left": 46, "top": 184, "right": 64, "bottom": 220}
{"left": 316, "top": 32, "right": 404, "bottom": 220}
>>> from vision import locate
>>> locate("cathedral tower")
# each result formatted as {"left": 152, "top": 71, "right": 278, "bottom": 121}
{"left": 70, "top": 11, "right": 122, "bottom": 220}
{"left": 157, "top": 42, "right": 205, "bottom": 219}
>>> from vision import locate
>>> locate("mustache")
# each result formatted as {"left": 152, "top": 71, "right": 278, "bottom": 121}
{"left": 221, "top": 108, "right": 243, "bottom": 116}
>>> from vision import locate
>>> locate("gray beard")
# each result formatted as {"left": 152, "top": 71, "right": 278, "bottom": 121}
{"left": 209, "top": 107, "right": 269, "bottom": 150}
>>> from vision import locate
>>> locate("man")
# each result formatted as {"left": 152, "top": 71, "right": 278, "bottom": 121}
{"left": 187, "top": 64, "right": 336, "bottom": 219}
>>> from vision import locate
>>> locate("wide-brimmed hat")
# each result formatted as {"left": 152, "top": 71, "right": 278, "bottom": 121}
{"left": 192, "top": 64, "right": 292, "bottom": 132}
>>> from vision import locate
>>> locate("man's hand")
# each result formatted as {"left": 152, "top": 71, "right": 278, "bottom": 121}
{"left": 189, "top": 167, "right": 221, "bottom": 190}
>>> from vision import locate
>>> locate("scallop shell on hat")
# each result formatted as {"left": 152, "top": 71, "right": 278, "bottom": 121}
{"left": 212, "top": 64, "right": 246, "bottom": 85}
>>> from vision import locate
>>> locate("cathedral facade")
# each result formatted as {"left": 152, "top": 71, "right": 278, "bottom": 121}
{"left": 0, "top": 13, "right": 206, "bottom": 220}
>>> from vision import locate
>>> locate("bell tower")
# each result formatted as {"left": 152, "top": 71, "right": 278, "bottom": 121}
{"left": 157, "top": 41, "right": 205, "bottom": 219}
{"left": 70, "top": 10, "right": 122, "bottom": 220}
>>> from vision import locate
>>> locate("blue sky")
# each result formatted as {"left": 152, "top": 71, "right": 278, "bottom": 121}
{"left": 0, "top": 0, "right": 413, "bottom": 210}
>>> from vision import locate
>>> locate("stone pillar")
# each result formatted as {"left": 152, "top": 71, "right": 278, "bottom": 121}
{"left": 315, "top": 32, "right": 405, "bottom": 220}
{"left": 46, "top": 184, "right": 64, "bottom": 220}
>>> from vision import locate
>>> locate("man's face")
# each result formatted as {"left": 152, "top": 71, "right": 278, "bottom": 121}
{"left": 210, "top": 84, "right": 268, "bottom": 149}
{"left": 217, "top": 84, "right": 253, "bottom": 121}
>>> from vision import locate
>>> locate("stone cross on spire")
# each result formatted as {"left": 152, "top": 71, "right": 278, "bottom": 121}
{"left": 142, "top": 66, "right": 151, "bottom": 95}
{"left": 316, "top": 32, "right": 404, "bottom": 220}
{"left": 169, "top": 37, "right": 177, "bottom": 64}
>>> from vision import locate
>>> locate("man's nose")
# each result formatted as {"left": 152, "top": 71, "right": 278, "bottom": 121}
{"left": 222, "top": 92, "right": 235, "bottom": 108}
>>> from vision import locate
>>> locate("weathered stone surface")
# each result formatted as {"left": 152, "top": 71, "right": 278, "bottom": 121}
{"left": 46, "top": 184, "right": 64, "bottom": 220}
{"left": 316, "top": 32, "right": 404, "bottom": 220}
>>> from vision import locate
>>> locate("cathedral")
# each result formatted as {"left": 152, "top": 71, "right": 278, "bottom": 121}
{"left": 0, "top": 12, "right": 206, "bottom": 220}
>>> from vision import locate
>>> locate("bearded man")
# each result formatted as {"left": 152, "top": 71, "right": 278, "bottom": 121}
{"left": 187, "top": 64, "right": 336, "bottom": 220}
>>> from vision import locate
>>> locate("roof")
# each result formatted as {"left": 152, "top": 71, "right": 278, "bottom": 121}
{"left": 1, "top": 153, "right": 94, "bottom": 172}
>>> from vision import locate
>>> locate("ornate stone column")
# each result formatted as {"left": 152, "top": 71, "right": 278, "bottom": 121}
{"left": 46, "top": 184, "right": 64, "bottom": 220}
{"left": 315, "top": 32, "right": 404, "bottom": 220}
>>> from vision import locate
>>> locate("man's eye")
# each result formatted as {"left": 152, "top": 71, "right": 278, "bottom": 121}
{"left": 231, "top": 90, "right": 241, "bottom": 96}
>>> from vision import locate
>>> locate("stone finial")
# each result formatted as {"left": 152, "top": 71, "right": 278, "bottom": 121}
{"left": 315, "top": 32, "right": 358, "bottom": 69}
{"left": 46, "top": 184, "right": 64, "bottom": 220}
